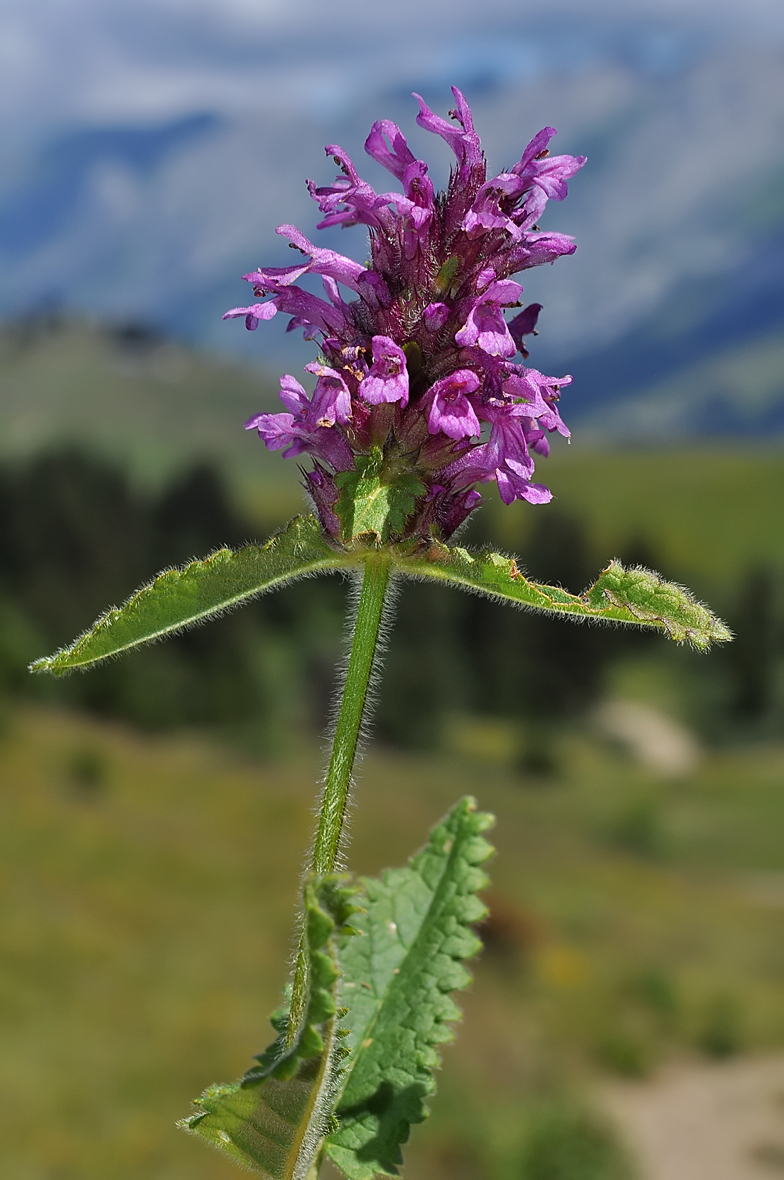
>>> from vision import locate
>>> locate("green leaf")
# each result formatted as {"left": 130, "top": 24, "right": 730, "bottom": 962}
{"left": 179, "top": 875, "right": 357, "bottom": 1179}
{"left": 30, "top": 509, "right": 730, "bottom": 679}
{"left": 324, "top": 797, "right": 494, "bottom": 1180}
{"left": 433, "top": 255, "right": 460, "bottom": 296}
{"left": 391, "top": 542, "right": 731, "bottom": 651}
{"left": 29, "top": 514, "right": 343, "bottom": 675}
{"left": 334, "top": 450, "right": 424, "bottom": 544}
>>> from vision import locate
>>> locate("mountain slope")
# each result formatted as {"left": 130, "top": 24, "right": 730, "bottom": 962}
{"left": 0, "top": 318, "right": 287, "bottom": 486}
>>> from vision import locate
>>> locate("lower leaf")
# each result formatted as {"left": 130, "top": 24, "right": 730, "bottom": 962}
{"left": 324, "top": 797, "right": 494, "bottom": 1180}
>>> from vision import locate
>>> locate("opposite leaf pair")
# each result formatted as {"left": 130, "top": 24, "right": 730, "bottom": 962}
{"left": 31, "top": 513, "right": 730, "bottom": 678}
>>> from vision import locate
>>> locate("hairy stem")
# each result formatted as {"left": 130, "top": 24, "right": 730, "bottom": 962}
{"left": 313, "top": 554, "right": 391, "bottom": 873}
{"left": 288, "top": 553, "right": 392, "bottom": 1042}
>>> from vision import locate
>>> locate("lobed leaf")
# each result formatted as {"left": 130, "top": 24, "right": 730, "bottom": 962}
{"left": 179, "top": 875, "right": 358, "bottom": 1180}
{"left": 324, "top": 797, "right": 494, "bottom": 1180}
{"left": 391, "top": 541, "right": 731, "bottom": 651}
{"left": 29, "top": 514, "right": 343, "bottom": 675}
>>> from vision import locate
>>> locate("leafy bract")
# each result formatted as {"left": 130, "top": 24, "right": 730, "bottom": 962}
{"left": 324, "top": 797, "right": 494, "bottom": 1180}
{"left": 392, "top": 541, "right": 731, "bottom": 651}
{"left": 29, "top": 514, "right": 730, "bottom": 677}
{"left": 30, "top": 515, "right": 342, "bottom": 675}
{"left": 179, "top": 875, "right": 357, "bottom": 1179}
{"left": 334, "top": 450, "right": 424, "bottom": 544}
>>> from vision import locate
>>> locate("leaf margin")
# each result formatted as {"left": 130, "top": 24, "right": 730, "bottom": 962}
{"left": 29, "top": 514, "right": 344, "bottom": 676}
{"left": 178, "top": 873, "right": 359, "bottom": 1180}
{"left": 323, "top": 796, "right": 495, "bottom": 1180}
{"left": 390, "top": 539, "right": 732, "bottom": 651}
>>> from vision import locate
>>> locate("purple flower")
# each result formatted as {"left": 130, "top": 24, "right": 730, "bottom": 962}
{"left": 454, "top": 280, "right": 523, "bottom": 358}
{"left": 223, "top": 301, "right": 278, "bottom": 331}
{"left": 360, "top": 336, "right": 409, "bottom": 406}
{"left": 227, "top": 89, "right": 585, "bottom": 538}
{"left": 241, "top": 225, "right": 367, "bottom": 294}
{"left": 423, "top": 302, "right": 450, "bottom": 332}
{"left": 510, "top": 127, "right": 587, "bottom": 230}
{"left": 462, "top": 174, "right": 527, "bottom": 240}
{"left": 508, "top": 303, "right": 541, "bottom": 358}
{"left": 414, "top": 87, "right": 483, "bottom": 181}
{"left": 426, "top": 370, "right": 481, "bottom": 440}
{"left": 303, "top": 364, "right": 353, "bottom": 426}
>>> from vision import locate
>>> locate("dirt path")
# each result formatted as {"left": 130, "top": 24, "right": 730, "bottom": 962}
{"left": 603, "top": 1055, "right": 784, "bottom": 1180}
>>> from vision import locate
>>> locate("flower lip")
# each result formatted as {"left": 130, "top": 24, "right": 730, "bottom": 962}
{"left": 427, "top": 370, "right": 482, "bottom": 441}
{"left": 359, "top": 336, "right": 410, "bottom": 407}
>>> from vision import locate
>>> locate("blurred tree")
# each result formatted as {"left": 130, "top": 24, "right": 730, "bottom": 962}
{"left": 729, "top": 568, "right": 778, "bottom": 720}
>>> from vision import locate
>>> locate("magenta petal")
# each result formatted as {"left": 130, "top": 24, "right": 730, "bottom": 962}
{"left": 222, "top": 301, "right": 278, "bottom": 326}
{"left": 424, "top": 302, "right": 449, "bottom": 331}
{"left": 360, "top": 336, "right": 409, "bottom": 406}
{"left": 364, "top": 119, "right": 417, "bottom": 180}
{"left": 426, "top": 370, "right": 481, "bottom": 440}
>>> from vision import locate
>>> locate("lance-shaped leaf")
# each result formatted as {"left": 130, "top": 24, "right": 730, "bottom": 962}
{"left": 324, "top": 797, "right": 494, "bottom": 1180}
{"left": 30, "top": 514, "right": 343, "bottom": 675}
{"left": 179, "top": 875, "right": 358, "bottom": 1179}
{"left": 391, "top": 542, "right": 731, "bottom": 651}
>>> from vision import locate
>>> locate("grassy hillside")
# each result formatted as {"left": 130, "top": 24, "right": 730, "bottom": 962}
{"left": 2, "top": 705, "right": 784, "bottom": 1180}
{"left": 0, "top": 318, "right": 292, "bottom": 495}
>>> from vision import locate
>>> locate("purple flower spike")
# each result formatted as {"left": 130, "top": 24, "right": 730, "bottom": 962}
{"left": 427, "top": 370, "right": 481, "bottom": 440}
{"left": 360, "top": 336, "right": 409, "bottom": 406}
{"left": 227, "top": 88, "right": 585, "bottom": 540}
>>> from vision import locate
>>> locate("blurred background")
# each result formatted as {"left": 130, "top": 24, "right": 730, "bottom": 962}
{"left": 2, "top": 1, "right": 784, "bottom": 1177}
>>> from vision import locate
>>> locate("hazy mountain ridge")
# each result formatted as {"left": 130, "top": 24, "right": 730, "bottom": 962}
{"left": 1, "top": 39, "right": 783, "bottom": 436}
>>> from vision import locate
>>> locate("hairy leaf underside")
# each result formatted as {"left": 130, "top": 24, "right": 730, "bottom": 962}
{"left": 30, "top": 514, "right": 730, "bottom": 675}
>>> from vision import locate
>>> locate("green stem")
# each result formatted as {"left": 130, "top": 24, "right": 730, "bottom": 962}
{"left": 288, "top": 553, "right": 392, "bottom": 1041}
{"left": 312, "top": 553, "right": 391, "bottom": 873}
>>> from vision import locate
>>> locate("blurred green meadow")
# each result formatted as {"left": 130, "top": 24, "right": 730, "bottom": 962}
{"left": 2, "top": 319, "right": 784, "bottom": 1178}
{"left": 3, "top": 705, "right": 784, "bottom": 1179}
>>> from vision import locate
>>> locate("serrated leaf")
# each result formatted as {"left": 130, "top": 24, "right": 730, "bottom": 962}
{"left": 29, "top": 515, "right": 343, "bottom": 675}
{"left": 391, "top": 542, "right": 731, "bottom": 651}
{"left": 324, "top": 797, "right": 494, "bottom": 1180}
{"left": 334, "top": 450, "right": 424, "bottom": 544}
{"left": 179, "top": 875, "right": 355, "bottom": 1179}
